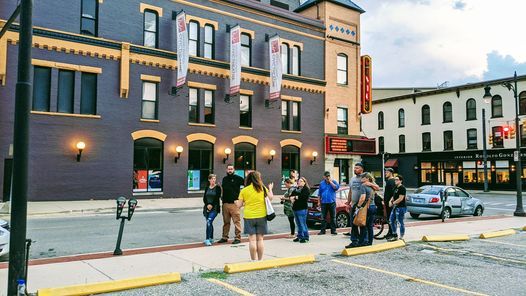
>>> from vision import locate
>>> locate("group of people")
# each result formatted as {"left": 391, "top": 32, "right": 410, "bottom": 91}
{"left": 202, "top": 163, "right": 408, "bottom": 261}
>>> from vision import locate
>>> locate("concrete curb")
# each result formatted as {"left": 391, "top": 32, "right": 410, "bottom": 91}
{"left": 341, "top": 240, "right": 406, "bottom": 256}
{"left": 37, "top": 272, "right": 181, "bottom": 296}
{"left": 479, "top": 229, "right": 516, "bottom": 239}
{"left": 223, "top": 255, "right": 316, "bottom": 274}
{"left": 421, "top": 234, "right": 470, "bottom": 242}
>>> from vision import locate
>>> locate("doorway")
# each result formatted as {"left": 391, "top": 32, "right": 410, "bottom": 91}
{"left": 445, "top": 172, "right": 459, "bottom": 186}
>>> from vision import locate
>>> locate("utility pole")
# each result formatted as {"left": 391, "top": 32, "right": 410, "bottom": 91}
{"left": 7, "top": 0, "right": 32, "bottom": 294}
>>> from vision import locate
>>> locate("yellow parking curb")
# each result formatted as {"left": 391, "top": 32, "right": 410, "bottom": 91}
{"left": 422, "top": 234, "right": 470, "bottom": 242}
{"left": 341, "top": 240, "right": 405, "bottom": 256}
{"left": 37, "top": 272, "right": 181, "bottom": 296}
{"left": 479, "top": 229, "right": 516, "bottom": 239}
{"left": 522, "top": 226, "right": 526, "bottom": 231}
{"left": 223, "top": 255, "right": 316, "bottom": 274}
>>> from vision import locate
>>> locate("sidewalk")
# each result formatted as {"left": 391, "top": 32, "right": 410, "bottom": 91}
{"left": 0, "top": 215, "right": 524, "bottom": 294}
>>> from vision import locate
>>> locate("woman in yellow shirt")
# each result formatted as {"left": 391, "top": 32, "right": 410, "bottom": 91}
{"left": 236, "top": 171, "right": 274, "bottom": 261}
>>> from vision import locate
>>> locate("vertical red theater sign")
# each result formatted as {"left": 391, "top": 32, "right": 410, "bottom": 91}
{"left": 361, "top": 55, "right": 372, "bottom": 114}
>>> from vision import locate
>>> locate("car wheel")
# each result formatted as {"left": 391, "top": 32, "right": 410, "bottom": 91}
{"left": 473, "top": 206, "right": 483, "bottom": 216}
{"left": 336, "top": 212, "right": 349, "bottom": 228}
{"left": 441, "top": 207, "right": 451, "bottom": 220}
{"left": 410, "top": 213, "right": 420, "bottom": 219}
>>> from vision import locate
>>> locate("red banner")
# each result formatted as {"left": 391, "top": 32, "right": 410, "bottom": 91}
{"left": 361, "top": 55, "right": 372, "bottom": 114}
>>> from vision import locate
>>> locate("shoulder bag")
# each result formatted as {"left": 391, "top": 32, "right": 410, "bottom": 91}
{"left": 263, "top": 187, "right": 276, "bottom": 221}
{"left": 353, "top": 199, "right": 370, "bottom": 227}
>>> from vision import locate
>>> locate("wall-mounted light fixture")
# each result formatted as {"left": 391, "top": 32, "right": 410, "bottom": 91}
{"left": 413, "top": 165, "right": 419, "bottom": 171}
{"left": 310, "top": 151, "right": 318, "bottom": 165}
{"left": 511, "top": 164, "right": 516, "bottom": 171}
{"left": 174, "top": 146, "right": 184, "bottom": 163}
{"left": 268, "top": 149, "right": 276, "bottom": 164}
{"left": 76, "top": 141, "right": 86, "bottom": 162}
{"left": 458, "top": 166, "right": 463, "bottom": 172}
{"left": 223, "top": 148, "right": 232, "bottom": 164}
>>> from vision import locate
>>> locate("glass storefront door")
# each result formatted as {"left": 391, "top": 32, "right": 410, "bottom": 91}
{"left": 282, "top": 145, "right": 300, "bottom": 187}
{"left": 133, "top": 138, "right": 163, "bottom": 193}
{"left": 234, "top": 142, "right": 256, "bottom": 178}
{"left": 188, "top": 140, "right": 213, "bottom": 191}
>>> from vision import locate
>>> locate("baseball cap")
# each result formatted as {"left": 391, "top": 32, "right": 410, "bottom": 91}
{"left": 384, "top": 168, "right": 394, "bottom": 173}
{"left": 354, "top": 162, "right": 364, "bottom": 168}
{"left": 323, "top": 171, "right": 331, "bottom": 177}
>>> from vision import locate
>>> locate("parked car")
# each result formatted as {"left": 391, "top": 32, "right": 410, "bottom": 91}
{"left": 406, "top": 185, "right": 484, "bottom": 219}
{"left": 307, "top": 185, "right": 351, "bottom": 228}
{"left": 0, "top": 219, "right": 10, "bottom": 257}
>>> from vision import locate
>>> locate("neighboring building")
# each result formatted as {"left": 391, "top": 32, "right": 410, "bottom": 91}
{"left": 0, "top": 0, "right": 330, "bottom": 201}
{"left": 296, "top": 0, "right": 374, "bottom": 185}
{"left": 362, "top": 76, "right": 526, "bottom": 190}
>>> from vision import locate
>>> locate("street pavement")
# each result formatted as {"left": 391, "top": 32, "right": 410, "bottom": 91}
{"left": 0, "top": 215, "right": 523, "bottom": 294}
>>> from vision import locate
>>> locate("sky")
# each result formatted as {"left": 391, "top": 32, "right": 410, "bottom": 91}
{"left": 358, "top": 0, "right": 526, "bottom": 87}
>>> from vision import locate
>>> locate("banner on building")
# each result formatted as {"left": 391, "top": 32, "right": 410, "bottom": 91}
{"left": 269, "top": 35, "right": 282, "bottom": 101}
{"left": 176, "top": 11, "right": 189, "bottom": 88}
{"left": 361, "top": 55, "right": 372, "bottom": 114}
{"left": 229, "top": 25, "right": 242, "bottom": 96}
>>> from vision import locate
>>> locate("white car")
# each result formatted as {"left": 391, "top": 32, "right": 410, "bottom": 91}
{"left": 0, "top": 219, "right": 10, "bottom": 257}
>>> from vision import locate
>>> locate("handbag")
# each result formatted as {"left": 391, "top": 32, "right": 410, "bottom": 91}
{"left": 353, "top": 199, "right": 370, "bottom": 227}
{"left": 263, "top": 187, "right": 276, "bottom": 221}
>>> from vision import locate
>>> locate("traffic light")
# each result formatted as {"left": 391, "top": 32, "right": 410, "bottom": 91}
{"left": 489, "top": 135, "right": 493, "bottom": 145}
{"left": 510, "top": 126, "right": 516, "bottom": 139}
{"left": 503, "top": 126, "right": 510, "bottom": 139}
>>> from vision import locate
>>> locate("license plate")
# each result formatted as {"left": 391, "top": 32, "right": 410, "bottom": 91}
{"left": 413, "top": 198, "right": 425, "bottom": 204}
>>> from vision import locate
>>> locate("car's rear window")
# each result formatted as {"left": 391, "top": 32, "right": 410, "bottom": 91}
{"left": 310, "top": 189, "right": 319, "bottom": 197}
{"left": 415, "top": 187, "right": 441, "bottom": 195}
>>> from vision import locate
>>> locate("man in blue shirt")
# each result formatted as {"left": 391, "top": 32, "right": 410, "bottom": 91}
{"left": 317, "top": 171, "right": 340, "bottom": 235}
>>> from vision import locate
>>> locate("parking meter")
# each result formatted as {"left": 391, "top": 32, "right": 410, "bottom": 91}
{"left": 127, "top": 198, "right": 138, "bottom": 220}
{"left": 116, "top": 196, "right": 127, "bottom": 219}
{"left": 440, "top": 191, "right": 447, "bottom": 222}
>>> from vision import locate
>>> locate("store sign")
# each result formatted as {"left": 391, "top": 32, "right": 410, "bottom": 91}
{"left": 187, "top": 170, "right": 201, "bottom": 191}
{"left": 453, "top": 152, "right": 526, "bottom": 160}
{"left": 176, "top": 11, "right": 189, "bottom": 88}
{"left": 269, "top": 35, "right": 282, "bottom": 101}
{"left": 229, "top": 25, "right": 241, "bottom": 96}
{"left": 325, "top": 136, "right": 376, "bottom": 155}
{"left": 360, "top": 55, "right": 372, "bottom": 114}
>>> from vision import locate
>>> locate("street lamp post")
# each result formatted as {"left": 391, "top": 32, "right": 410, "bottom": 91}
{"left": 484, "top": 73, "right": 526, "bottom": 216}
{"left": 481, "top": 103, "right": 489, "bottom": 192}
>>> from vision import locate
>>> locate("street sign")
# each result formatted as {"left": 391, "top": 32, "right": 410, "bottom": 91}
{"left": 514, "top": 151, "right": 519, "bottom": 162}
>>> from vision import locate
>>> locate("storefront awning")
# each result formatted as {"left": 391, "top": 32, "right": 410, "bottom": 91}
{"left": 385, "top": 159, "right": 398, "bottom": 167}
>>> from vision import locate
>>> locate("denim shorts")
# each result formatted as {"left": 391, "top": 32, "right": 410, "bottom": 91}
{"left": 243, "top": 217, "right": 268, "bottom": 235}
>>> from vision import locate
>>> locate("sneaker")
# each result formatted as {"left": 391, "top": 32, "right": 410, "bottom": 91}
{"left": 399, "top": 236, "right": 404, "bottom": 241}
{"left": 293, "top": 238, "right": 300, "bottom": 242}
{"left": 387, "top": 236, "right": 398, "bottom": 242}
{"left": 317, "top": 231, "right": 326, "bottom": 235}
{"left": 217, "top": 238, "right": 228, "bottom": 243}
{"left": 232, "top": 239, "right": 241, "bottom": 244}
{"left": 331, "top": 232, "right": 338, "bottom": 235}
{"left": 343, "top": 232, "right": 351, "bottom": 236}
{"left": 345, "top": 243, "right": 359, "bottom": 249}
{"left": 288, "top": 234, "right": 296, "bottom": 238}
{"left": 204, "top": 239, "right": 212, "bottom": 246}
{"left": 300, "top": 239, "right": 307, "bottom": 243}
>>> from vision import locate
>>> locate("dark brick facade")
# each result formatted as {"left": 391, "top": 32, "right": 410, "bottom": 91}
{"left": 0, "top": 0, "right": 327, "bottom": 200}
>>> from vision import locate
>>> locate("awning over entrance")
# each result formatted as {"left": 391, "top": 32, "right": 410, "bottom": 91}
{"left": 385, "top": 159, "right": 398, "bottom": 167}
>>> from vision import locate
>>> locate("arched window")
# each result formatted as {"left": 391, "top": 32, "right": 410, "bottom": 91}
{"left": 421, "top": 105, "right": 430, "bottom": 125}
{"left": 491, "top": 95, "right": 503, "bottom": 117}
{"left": 399, "top": 135, "right": 405, "bottom": 153}
{"left": 188, "top": 21, "right": 199, "bottom": 56}
{"left": 519, "top": 91, "right": 526, "bottom": 115}
{"left": 133, "top": 138, "right": 163, "bottom": 193}
{"left": 281, "top": 43, "right": 289, "bottom": 74}
{"left": 378, "top": 111, "right": 384, "bottom": 130}
{"left": 398, "top": 109, "right": 405, "bottom": 127}
{"left": 282, "top": 145, "right": 300, "bottom": 181}
{"left": 443, "top": 102, "right": 453, "bottom": 122}
{"left": 188, "top": 140, "right": 213, "bottom": 191}
{"left": 378, "top": 136, "right": 384, "bottom": 153}
{"left": 234, "top": 143, "right": 256, "bottom": 178}
{"left": 466, "top": 99, "right": 477, "bottom": 120}
{"left": 337, "top": 54, "right": 348, "bottom": 85}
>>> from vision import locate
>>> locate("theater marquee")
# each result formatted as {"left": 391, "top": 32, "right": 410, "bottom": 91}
{"left": 325, "top": 136, "right": 376, "bottom": 155}
{"left": 361, "top": 55, "right": 372, "bottom": 114}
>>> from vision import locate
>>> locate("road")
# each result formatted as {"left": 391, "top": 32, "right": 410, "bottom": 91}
{"left": 6, "top": 193, "right": 525, "bottom": 260}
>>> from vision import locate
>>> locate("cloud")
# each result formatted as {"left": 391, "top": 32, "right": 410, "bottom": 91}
{"left": 359, "top": 0, "right": 526, "bottom": 87}
{"left": 483, "top": 52, "right": 526, "bottom": 81}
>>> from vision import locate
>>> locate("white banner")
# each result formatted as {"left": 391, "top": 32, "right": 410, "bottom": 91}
{"left": 229, "top": 25, "right": 242, "bottom": 96}
{"left": 176, "top": 12, "right": 189, "bottom": 88}
{"left": 269, "top": 35, "right": 282, "bottom": 101}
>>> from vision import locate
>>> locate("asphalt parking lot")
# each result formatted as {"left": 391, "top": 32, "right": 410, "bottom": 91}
{"left": 106, "top": 231, "right": 525, "bottom": 296}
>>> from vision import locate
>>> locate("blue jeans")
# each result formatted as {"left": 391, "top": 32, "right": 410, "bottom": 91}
{"left": 390, "top": 207, "right": 407, "bottom": 237}
{"left": 205, "top": 210, "right": 218, "bottom": 240}
{"left": 350, "top": 204, "right": 376, "bottom": 246}
{"left": 294, "top": 209, "right": 309, "bottom": 240}
{"left": 366, "top": 205, "right": 377, "bottom": 246}
{"left": 320, "top": 202, "right": 336, "bottom": 233}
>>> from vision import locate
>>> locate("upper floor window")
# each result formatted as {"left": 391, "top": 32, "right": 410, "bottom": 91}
{"left": 519, "top": 91, "right": 526, "bottom": 115}
{"left": 399, "top": 135, "right": 405, "bottom": 153}
{"left": 270, "top": 0, "right": 289, "bottom": 10}
{"left": 291, "top": 46, "right": 300, "bottom": 75}
{"left": 281, "top": 43, "right": 289, "bottom": 74}
{"left": 141, "top": 81, "right": 158, "bottom": 120}
{"left": 378, "top": 136, "right": 384, "bottom": 153}
{"left": 337, "top": 54, "right": 348, "bottom": 85}
{"left": 188, "top": 21, "right": 199, "bottom": 56}
{"left": 240, "top": 95, "right": 251, "bottom": 127}
{"left": 422, "top": 132, "right": 431, "bottom": 151}
{"left": 81, "top": 0, "right": 98, "bottom": 36}
{"left": 337, "top": 107, "right": 348, "bottom": 135}
{"left": 204, "top": 24, "right": 214, "bottom": 59}
{"left": 443, "top": 102, "right": 453, "bottom": 122}
{"left": 398, "top": 109, "right": 405, "bottom": 127}
{"left": 421, "top": 105, "right": 430, "bottom": 125}
{"left": 378, "top": 111, "right": 384, "bottom": 130}
{"left": 281, "top": 100, "right": 289, "bottom": 130}
{"left": 204, "top": 90, "right": 214, "bottom": 124}
{"left": 492, "top": 126, "right": 504, "bottom": 148}
{"left": 466, "top": 98, "right": 477, "bottom": 120}
{"left": 143, "top": 10, "right": 158, "bottom": 48}
{"left": 241, "top": 33, "right": 251, "bottom": 67}
{"left": 80, "top": 72, "right": 97, "bottom": 115}
{"left": 32, "top": 66, "right": 52, "bottom": 112}
{"left": 57, "top": 70, "right": 75, "bottom": 114}
{"left": 467, "top": 128, "right": 477, "bottom": 149}
{"left": 443, "top": 130, "right": 453, "bottom": 150}
{"left": 292, "top": 101, "right": 300, "bottom": 131}
{"left": 491, "top": 95, "right": 503, "bottom": 118}
{"left": 188, "top": 88, "right": 199, "bottom": 123}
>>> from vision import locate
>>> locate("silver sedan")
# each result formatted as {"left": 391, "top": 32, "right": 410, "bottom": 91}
{"left": 406, "top": 185, "right": 485, "bottom": 219}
